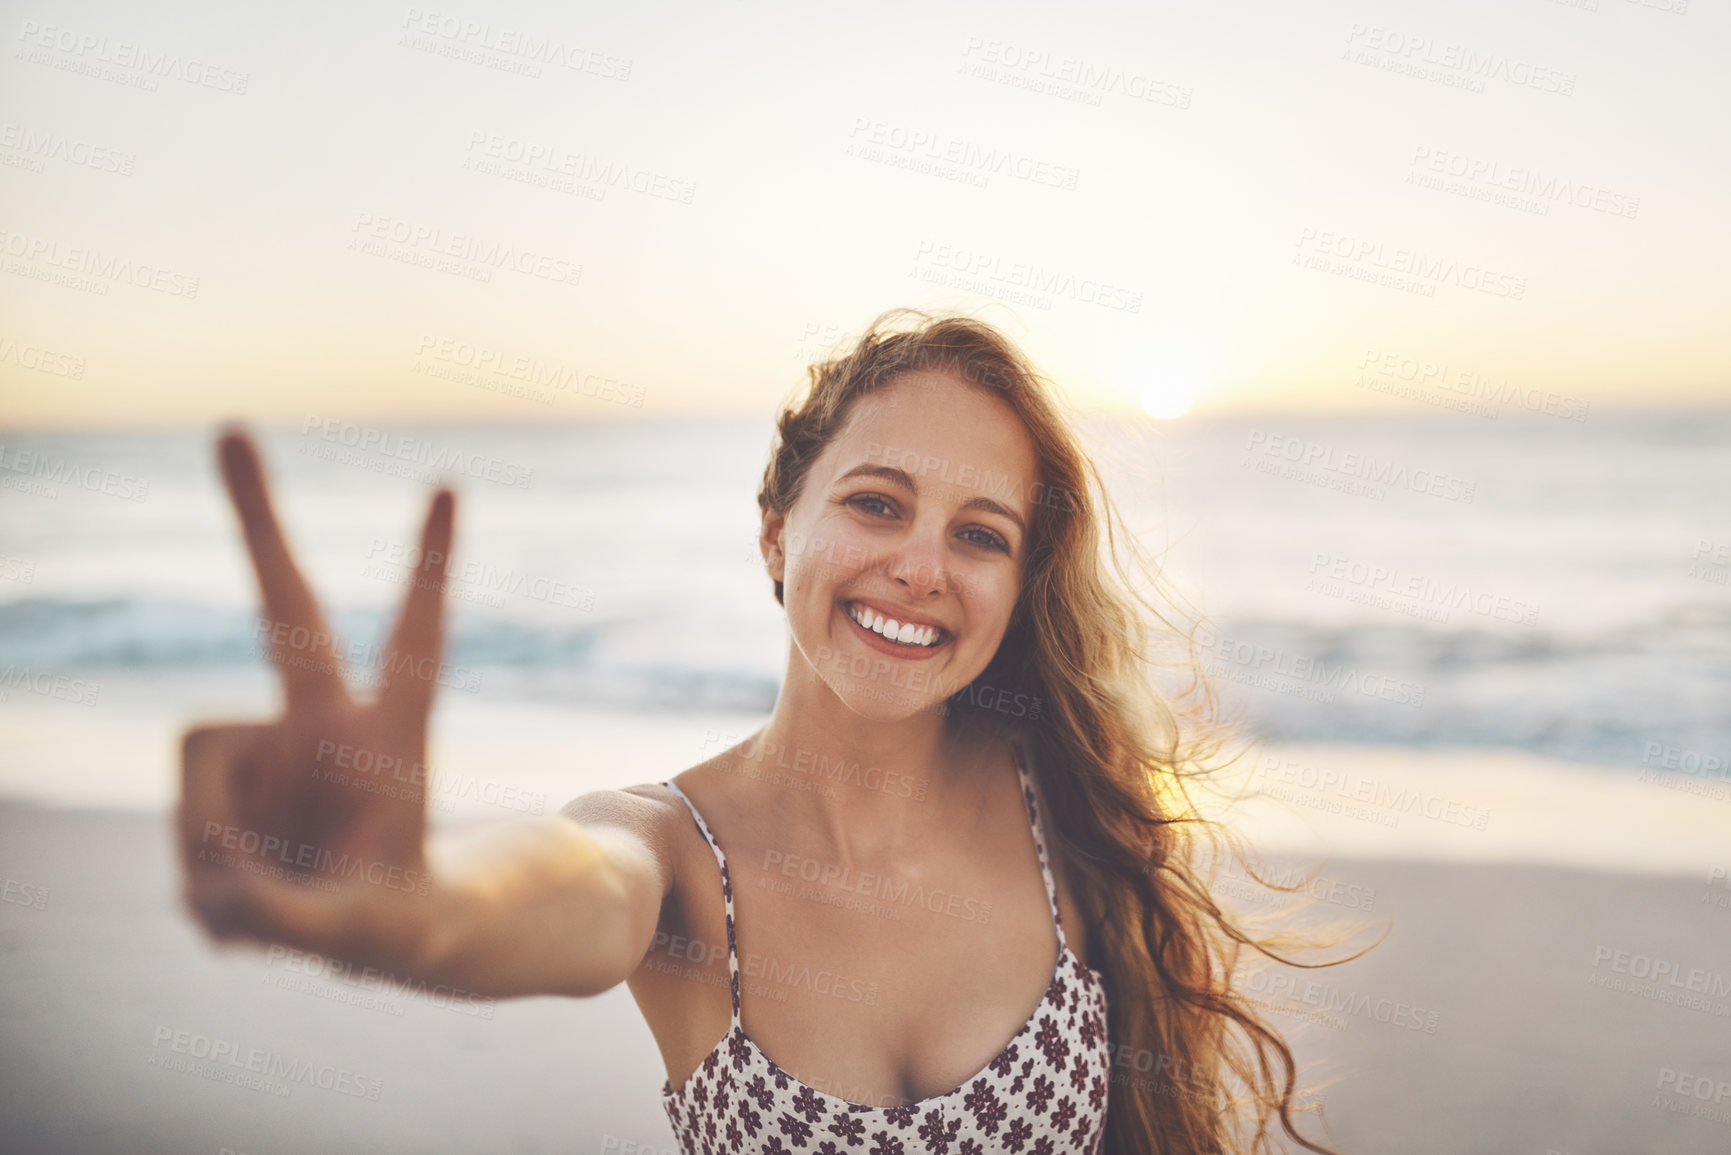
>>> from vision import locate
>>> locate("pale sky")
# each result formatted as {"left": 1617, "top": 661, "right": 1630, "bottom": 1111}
{"left": 1, "top": 0, "right": 1726, "bottom": 428}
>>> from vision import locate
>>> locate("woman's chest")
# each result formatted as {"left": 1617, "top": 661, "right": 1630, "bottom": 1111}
{"left": 638, "top": 819, "right": 1095, "bottom": 1106}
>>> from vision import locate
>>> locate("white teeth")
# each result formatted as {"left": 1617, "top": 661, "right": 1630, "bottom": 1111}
{"left": 848, "top": 604, "right": 939, "bottom": 648}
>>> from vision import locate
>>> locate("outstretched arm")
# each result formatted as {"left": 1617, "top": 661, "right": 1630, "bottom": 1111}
{"left": 410, "top": 791, "right": 676, "bottom": 997}
{"left": 177, "top": 431, "right": 673, "bottom": 1000}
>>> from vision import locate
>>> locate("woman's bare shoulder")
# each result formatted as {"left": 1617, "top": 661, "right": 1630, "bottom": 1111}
{"left": 553, "top": 758, "right": 744, "bottom": 933}
{"left": 557, "top": 780, "right": 664, "bottom": 820}
{"left": 555, "top": 753, "right": 741, "bottom": 855}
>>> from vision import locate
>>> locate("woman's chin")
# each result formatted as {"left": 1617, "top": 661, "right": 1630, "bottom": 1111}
{"left": 826, "top": 679, "right": 947, "bottom": 724}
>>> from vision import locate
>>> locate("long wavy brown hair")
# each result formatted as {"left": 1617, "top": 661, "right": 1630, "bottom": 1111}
{"left": 757, "top": 309, "right": 1346, "bottom": 1154}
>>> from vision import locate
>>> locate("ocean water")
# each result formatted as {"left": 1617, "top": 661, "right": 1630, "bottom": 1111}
{"left": 0, "top": 409, "right": 1727, "bottom": 807}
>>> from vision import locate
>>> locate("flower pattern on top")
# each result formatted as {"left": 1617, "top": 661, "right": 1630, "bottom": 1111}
{"left": 661, "top": 742, "right": 1110, "bottom": 1154}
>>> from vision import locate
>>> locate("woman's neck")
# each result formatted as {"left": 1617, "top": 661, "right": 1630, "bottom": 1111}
{"left": 738, "top": 660, "right": 1001, "bottom": 862}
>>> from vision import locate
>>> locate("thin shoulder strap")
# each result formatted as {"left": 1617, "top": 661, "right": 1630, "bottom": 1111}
{"left": 1010, "top": 740, "right": 1067, "bottom": 951}
{"left": 663, "top": 781, "right": 742, "bottom": 1028}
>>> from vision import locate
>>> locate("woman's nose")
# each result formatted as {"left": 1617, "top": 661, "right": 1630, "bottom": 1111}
{"left": 888, "top": 526, "right": 947, "bottom": 596}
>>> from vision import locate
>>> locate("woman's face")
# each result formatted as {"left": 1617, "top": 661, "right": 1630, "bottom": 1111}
{"left": 762, "top": 370, "right": 1039, "bottom": 721}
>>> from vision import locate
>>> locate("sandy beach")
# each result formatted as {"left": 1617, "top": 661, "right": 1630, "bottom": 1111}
{"left": 3, "top": 738, "right": 1728, "bottom": 1155}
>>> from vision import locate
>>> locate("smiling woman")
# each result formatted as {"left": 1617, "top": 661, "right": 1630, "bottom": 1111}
{"left": 175, "top": 310, "right": 1336, "bottom": 1155}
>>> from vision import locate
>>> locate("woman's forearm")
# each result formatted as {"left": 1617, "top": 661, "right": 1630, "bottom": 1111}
{"left": 404, "top": 817, "right": 664, "bottom": 999}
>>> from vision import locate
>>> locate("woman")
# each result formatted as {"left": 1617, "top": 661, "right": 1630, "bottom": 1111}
{"left": 179, "top": 312, "right": 1333, "bottom": 1154}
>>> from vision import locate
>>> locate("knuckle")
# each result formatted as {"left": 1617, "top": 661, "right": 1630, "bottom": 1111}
{"left": 181, "top": 723, "right": 244, "bottom": 767}
{"left": 191, "top": 879, "right": 262, "bottom": 941}
{"left": 180, "top": 724, "right": 220, "bottom": 760}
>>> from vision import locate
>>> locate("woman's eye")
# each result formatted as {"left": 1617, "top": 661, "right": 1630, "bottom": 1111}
{"left": 960, "top": 527, "right": 1010, "bottom": 553}
{"left": 849, "top": 493, "right": 895, "bottom": 517}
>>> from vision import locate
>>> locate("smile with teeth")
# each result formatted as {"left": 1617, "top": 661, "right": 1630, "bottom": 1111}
{"left": 846, "top": 602, "right": 943, "bottom": 648}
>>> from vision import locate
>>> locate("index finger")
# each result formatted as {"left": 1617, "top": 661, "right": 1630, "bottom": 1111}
{"left": 218, "top": 429, "right": 348, "bottom": 710}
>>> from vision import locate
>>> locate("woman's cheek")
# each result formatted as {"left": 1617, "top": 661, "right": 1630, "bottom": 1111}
{"left": 959, "top": 565, "right": 1017, "bottom": 622}
{"left": 801, "top": 520, "right": 875, "bottom": 580}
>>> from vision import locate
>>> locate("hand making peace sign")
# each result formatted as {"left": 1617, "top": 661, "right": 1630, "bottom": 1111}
{"left": 177, "top": 430, "right": 456, "bottom": 967}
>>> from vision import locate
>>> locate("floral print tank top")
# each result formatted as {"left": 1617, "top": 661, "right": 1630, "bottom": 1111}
{"left": 660, "top": 744, "right": 1111, "bottom": 1154}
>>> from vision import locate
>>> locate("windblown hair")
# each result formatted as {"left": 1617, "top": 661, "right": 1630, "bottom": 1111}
{"left": 758, "top": 310, "right": 1344, "bottom": 1155}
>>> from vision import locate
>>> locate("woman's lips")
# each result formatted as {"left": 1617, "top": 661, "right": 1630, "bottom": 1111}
{"left": 840, "top": 601, "right": 949, "bottom": 660}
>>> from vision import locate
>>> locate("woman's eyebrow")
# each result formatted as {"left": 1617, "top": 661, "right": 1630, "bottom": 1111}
{"left": 837, "top": 463, "right": 916, "bottom": 493}
{"left": 836, "top": 463, "right": 1026, "bottom": 533}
